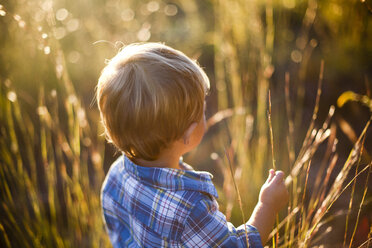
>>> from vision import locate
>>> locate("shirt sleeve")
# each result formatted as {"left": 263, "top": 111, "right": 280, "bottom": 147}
{"left": 181, "top": 198, "right": 263, "bottom": 248}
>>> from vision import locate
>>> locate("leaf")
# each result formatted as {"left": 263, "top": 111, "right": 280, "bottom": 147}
{"left": 337, "top": 91, "right": 372, "bottom": 111}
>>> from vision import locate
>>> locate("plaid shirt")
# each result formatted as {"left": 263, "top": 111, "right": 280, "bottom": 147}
{"left": 101, "top": 155, "right": 263, "bottom": 248}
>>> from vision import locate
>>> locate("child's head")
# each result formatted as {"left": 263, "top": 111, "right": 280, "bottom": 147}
{"left": 97, "top": 43, "right": 210, "bottom": 161}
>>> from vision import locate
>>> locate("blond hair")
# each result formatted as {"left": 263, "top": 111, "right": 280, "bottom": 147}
{"left": 97, "top": 43, "right": 210, "bottom": 160}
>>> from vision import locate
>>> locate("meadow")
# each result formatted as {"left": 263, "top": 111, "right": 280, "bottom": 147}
{"left": 0, "top": 0, "right": 371, "bottom": 247}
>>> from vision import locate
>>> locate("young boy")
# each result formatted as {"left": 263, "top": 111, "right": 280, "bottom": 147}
{"left": 97, "top": 43, "right": 289, "bottom": 247}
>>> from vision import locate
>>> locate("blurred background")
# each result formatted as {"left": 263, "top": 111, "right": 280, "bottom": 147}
{"left": 0, "top": 0, "right": 371, "bottom": 247}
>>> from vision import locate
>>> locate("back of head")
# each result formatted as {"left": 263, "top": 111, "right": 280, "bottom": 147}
{"left": 97, "top": 43, "right": 210, "bottom": 160}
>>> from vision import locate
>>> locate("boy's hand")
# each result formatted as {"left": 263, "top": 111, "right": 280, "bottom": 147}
{"left": 248, "top": 169, "right": 289, "bottom": 244}
{"left": 258, "top": 169, "right": 289, "bottom": 212}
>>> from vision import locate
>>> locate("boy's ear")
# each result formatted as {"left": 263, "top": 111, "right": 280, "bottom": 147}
{"left": 183, "top": 122, "right": 198, "bottom": 145}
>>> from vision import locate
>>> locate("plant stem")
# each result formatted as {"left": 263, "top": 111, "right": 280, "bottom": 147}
{"left": 225, "top": 148, "right": 250, "bottom": 248}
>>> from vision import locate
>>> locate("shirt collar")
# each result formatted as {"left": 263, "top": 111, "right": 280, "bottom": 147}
{"left": 122, "top": 155, "right": 218, "bottom": 198}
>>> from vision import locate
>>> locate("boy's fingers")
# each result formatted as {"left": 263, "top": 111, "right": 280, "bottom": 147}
{"left": 272, "top": 171, "right": 285, "bottom": 184}
{"left": 266, "top": 169, "right": 275, "bottom": 183}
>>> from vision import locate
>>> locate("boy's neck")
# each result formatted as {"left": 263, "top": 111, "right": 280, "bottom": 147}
{"left": 133, "top": 147, "right": 182, "bottom": 169}
{"left": 132, "top": 136, "right": 194, "bottom": 170}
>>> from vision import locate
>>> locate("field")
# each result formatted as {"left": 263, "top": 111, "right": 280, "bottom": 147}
{"left": 0, "top": 0, "right": 371, "bottom": 247}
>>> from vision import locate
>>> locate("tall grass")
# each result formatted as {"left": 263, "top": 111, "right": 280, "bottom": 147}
{"left": 1, "top": 0, "right": 371, "bottom": 247}
{"left": 0, "top": 64, "right": 110, "bottom": 247}
{"left": 210, "top": 0, "right": 371, "bottom": 247}
{"left": 0, "top": 3, "right": 110, "bottom": 246}
{"left": 211, "top": 61, "right": 371, "bottom": 246}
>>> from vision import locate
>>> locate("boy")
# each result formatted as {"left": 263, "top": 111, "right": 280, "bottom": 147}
{"left": 97, "top": 43, "right": 289, "bottom": 247}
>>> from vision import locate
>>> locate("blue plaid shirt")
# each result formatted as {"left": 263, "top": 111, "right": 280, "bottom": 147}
{"left": 101, "top": 155, "right": 263, "bottom": 247}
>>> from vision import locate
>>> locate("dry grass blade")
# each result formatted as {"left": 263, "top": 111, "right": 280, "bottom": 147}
{"left": 268, "top": 207, "right": 300, "bottom": 239}
{"left": 267, "top": 90, "right": 280, "bottom": 246}
{"left": 285, "top": 106, "right": 334, "bottom": 186}
{"left": 343, "top": 133, "right": 366, "bottom": 246}
{"left": 357, "top": 237, "right": 372, "bottom": 248}
{"left": 306, "top": 117, "right": 371, "bottom": 242}
{"left": 207, "top": 107, "right": 246, "bottom": 129}
{"left": 306, "top": 163, "right": 371, "bottom": 243}
{"left": 295, "top": 60, "right": 324, "bottom": 164}
{"left": 285, "top": 72, "right": 295, "bottom": 166}
{"left": 318, "top": 154, "right": 338, "bottom": 205}
{"left": 268, "top": 90, "right": 276, "bottom": 170}
{"left": 309, "top": 124, "right": 337, "bottom": 206}
{"left": 349, "top": 161, "right": 371, "bottom": 248}
{"left": 225, "top": 148, "right": 250, "bottom": 248}
{"left": 337, "top": 116, "right": 371, "bottom": 161}
{"left": 299, "top": 159, "right": 312, "bottom": 233}
{"left": 0, "top": 223, "right": 11, "bottom": 247}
